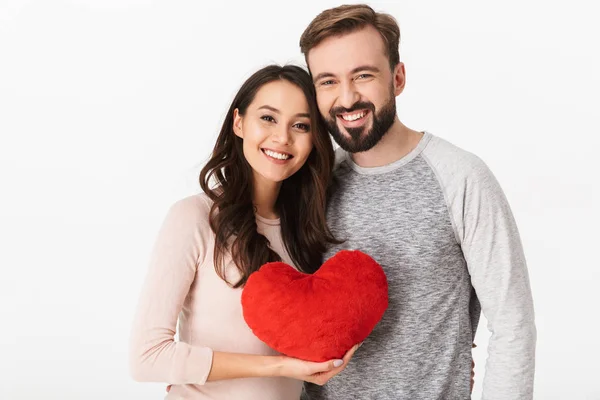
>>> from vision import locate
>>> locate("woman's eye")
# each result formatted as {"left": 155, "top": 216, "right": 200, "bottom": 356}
{"left": 261, "top": 115, "right": 275, "bottom": 123}
{"left": 294, "top": 123, "right": 310, "bottom": 132}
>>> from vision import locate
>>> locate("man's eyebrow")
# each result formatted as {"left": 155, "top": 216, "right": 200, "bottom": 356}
{"left": 350, "top": 65, "right": 380, "bottom": 75}
{"left": 313, "top": 66, "right": 381, "bottom": 83}
{"left": 312, "top": 72, "right": 336, "bottom": 83}
{"left": 258, "top": 105, "right": 309, "bottom": 119}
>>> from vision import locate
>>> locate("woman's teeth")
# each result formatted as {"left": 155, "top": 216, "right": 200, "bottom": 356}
{"left": 264, "top": 149, "right": 290, "bottom": 160}
{"left": 341, "top": 111, "right": 366, "bottom": 121}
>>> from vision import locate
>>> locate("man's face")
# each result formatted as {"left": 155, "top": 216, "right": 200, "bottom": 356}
{"left": 307, "top": 26, "right": 404, "bottom": 153}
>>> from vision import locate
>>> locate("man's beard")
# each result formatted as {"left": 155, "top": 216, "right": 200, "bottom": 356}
{"left": 325, "top": 91, "right": 396, "bottom": 153}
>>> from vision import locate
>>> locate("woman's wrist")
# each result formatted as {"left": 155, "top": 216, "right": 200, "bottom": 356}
{"left": 208, "top": 352, "right": 286, "bottom": 381}
{"left": 261, "top": 355, "right": 286, "bottom": 378}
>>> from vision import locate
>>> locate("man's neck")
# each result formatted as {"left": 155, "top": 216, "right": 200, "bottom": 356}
{"left": 350, "top": 119, "right": 423, "bottom": 168}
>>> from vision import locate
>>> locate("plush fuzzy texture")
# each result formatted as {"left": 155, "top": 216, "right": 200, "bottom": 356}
{"left": 241, "top": 250, "right": 388, "bottom": 362}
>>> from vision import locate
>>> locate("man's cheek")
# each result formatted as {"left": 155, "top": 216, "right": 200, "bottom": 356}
{"left": 316, "top": 96, "right": 331, "bottom": 116}
{"left": 318, "top": 105, "right": 329, "bottom": 118}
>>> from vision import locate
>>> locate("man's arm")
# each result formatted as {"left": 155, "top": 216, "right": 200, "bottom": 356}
{"left": 460, "top": 158, "right": 536, "bottom": 399}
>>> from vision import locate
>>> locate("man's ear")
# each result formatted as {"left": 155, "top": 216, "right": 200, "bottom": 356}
{"left": 393, "top": 62, "right": 406, "bottom": 96}
{"left": 233, "top": 108, "right": 243, "bottom": 138}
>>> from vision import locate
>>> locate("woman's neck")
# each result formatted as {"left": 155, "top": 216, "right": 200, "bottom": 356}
{"left": 252, "top": 174, "right": 281, "bottom": 220}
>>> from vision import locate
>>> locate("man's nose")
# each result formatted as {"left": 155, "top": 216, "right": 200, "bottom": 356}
{"left": 338, "top": 81, "right": 361, "bottom": 110}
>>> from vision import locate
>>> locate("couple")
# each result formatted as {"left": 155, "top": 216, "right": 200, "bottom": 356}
{"left": 129, "top": 4, "right": 536, "bottom": 400}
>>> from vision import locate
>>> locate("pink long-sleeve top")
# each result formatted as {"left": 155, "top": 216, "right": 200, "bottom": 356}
{"left": 129, "top": 194, "right": 303, "bottom": 399}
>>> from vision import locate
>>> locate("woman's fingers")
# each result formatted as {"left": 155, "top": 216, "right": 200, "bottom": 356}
{"left": 312, "top": 358, "right": 344, "bottom": 374}
{"left": 307, "top": 343, "right": 361, "bottom": 385}
{"left": 340, "top": 344, "right": 359, "bottom": 364}
{"left": 321, "top": 343, "right": 359, "bottom": 372}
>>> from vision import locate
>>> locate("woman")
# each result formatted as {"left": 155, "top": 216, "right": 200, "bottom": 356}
{"left": 129, "top": 65, "right": 357, "bottom": 399}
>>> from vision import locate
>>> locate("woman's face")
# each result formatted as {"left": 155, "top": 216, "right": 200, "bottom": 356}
{"left": 233, "top": 80, "right": 314, "bottom": 186}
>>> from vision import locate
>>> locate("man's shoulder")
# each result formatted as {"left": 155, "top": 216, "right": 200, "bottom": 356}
{"left": 423, "top": 133, "right": 492, "bottom": 182}
{"left": 332, "top": 146, "right": 354, "bottom": 177}
{"left": 334, "top": 146, "right": 348, "bottom": 167}
{"left": 424, "top": 133, "right": 484, "bottom": 167}
{"left": 331, "top": 132, "right": 495, "bottom": 183}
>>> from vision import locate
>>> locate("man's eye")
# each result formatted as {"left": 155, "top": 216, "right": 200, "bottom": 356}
{"left": 356, "top": 74, "right": 372, "bottom": 80}
{"left": 321, "top": 80, "right": 335, "bottom": 86}
{"left": 261, "top": 115, "right": 275, "bottom": 122}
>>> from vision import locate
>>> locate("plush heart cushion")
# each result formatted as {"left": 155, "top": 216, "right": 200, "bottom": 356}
{"left": 241, "top": 250, "right": 388, "bottom": 362}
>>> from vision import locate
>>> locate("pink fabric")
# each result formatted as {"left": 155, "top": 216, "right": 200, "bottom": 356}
{"left": 130, "top": 194, "right": 302, "bottom": 399}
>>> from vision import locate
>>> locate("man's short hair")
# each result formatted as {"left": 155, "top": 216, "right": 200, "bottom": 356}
{"left": 300, "top": 4, "right": 401, "bottom": 71}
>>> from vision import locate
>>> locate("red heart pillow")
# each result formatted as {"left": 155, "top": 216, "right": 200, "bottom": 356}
{"left": 241, "top": 250, "right": 388, "bottom": 362}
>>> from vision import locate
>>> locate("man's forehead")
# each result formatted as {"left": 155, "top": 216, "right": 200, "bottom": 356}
{"left": 307, "top": 27, "right": 387, "bottom": 75}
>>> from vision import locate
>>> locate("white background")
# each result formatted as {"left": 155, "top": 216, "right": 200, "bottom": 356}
{"left": 1, "top": 0, "right": 598, "bottom": 399}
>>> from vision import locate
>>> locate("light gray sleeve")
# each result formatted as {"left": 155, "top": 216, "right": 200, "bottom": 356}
{"left": 423, "top": 137, "right": 536, "bottom": 400}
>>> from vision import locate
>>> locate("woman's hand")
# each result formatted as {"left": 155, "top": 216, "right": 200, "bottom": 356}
{"left": 278, "top": 344, "right": 359, "bottom": 385}
{"left": 165, "top": 344, "right": 360, "bottom": 393}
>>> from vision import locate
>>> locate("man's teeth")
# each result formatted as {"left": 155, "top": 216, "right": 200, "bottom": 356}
{"left": 341, "top": 111, "right": 366, "bottom": 121}
{"left": 264, "top": 149, "right": 290, "bottom": 160}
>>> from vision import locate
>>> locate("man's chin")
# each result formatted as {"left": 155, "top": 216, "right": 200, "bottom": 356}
{"left": 332, "top": 134, "right": 368, "bottom": 153}
{"left": 337, "top": 120, "right": 371, "bottom": 138}
{"left": 326, "top": 120, "right": 380, "bottom": 152}
{"left": 332, "top": 127, "right": 388, "bottom": 153}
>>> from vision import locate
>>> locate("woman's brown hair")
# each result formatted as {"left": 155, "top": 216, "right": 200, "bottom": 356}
{"left": 200, "top": 65, "right": 341, "bottom": 288}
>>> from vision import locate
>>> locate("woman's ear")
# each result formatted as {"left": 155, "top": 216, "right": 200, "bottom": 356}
{"left": 233, "top": 108, "right": 243, "bottom": 138}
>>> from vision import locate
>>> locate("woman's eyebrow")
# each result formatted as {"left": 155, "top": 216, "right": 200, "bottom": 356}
{"left": 258, "top": 105, "right": 309, "bottom": 118}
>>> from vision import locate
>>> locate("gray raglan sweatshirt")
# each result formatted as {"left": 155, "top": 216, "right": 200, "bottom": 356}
{"left": 304, "top": 132, "right": 536, "bottom": 400}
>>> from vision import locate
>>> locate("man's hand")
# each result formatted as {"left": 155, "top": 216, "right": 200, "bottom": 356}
{"left": 471, "top": 359, "right": 475, "bottom": 392}
{"left": 471, "top": 342, "right": 477, "bottom": 393}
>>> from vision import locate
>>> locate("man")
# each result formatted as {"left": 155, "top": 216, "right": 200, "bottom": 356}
{"left": 300, "top": 4, "right": 536, "bottom": 399}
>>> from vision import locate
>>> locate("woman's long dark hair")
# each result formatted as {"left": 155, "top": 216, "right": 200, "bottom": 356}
{"left": 200, "top": 65, "right": 341, "bottom": 288}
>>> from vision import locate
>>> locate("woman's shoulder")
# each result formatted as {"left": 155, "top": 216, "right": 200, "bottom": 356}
{"left": 165, "top": 193, "right": 213, "bottom": 229}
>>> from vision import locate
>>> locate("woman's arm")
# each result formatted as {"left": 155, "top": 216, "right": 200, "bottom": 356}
{"left": 206, "top": 349, "right": 354, "bottom": 383}
{"left": 164, "top": 344, "right": 358, "bottom": 394}
{"left": 130, "top": 196, "right": 354, "bottom": 385}
{"left": 129, "top": 197, "right": 214, "bottom": 384}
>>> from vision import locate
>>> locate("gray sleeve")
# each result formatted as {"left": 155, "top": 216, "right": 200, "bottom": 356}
{"left": 423, "top": 137, "right": 536, "bottom": 400}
